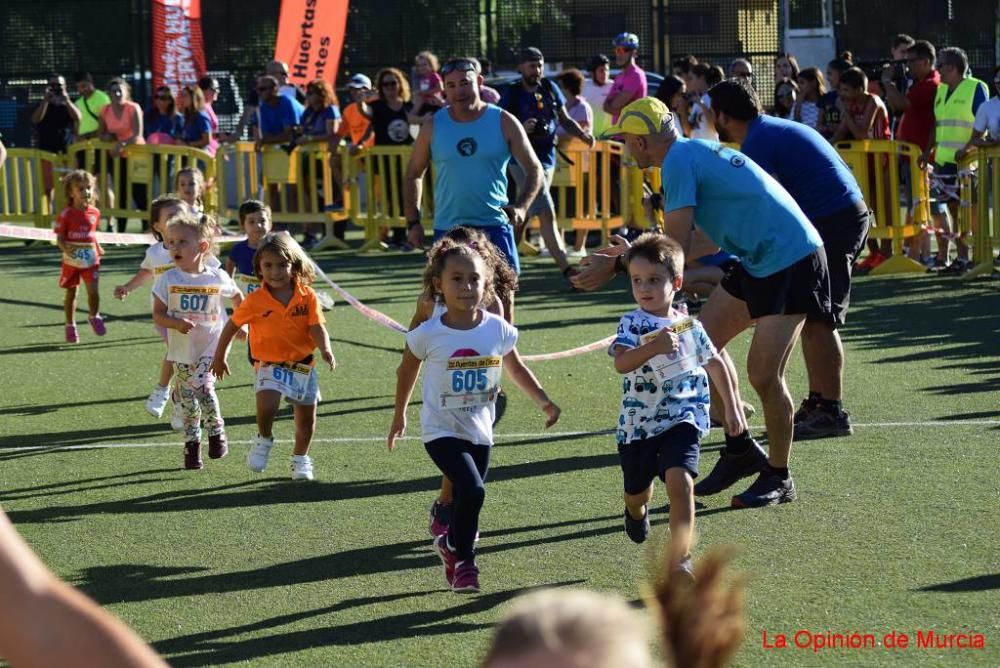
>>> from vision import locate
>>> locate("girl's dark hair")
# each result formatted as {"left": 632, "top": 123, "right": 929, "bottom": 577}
{"left": 149, "top": 85, "right": 176, "bottom": 118}
{"left": 839, "top": 67, "right": 868, "bottom": 91}
{"left": 149, "top": 193, "right": 185, "bottom": 240}
{"left": 828, "top": 52, "right": 854, "bottom": 74}
{"left": 557, "top": 68, "right": 585, "bottom": 97}
{"left": 445, "top": 227, "right": 518, "bottom": 305}
{"left": 421, "top": 232, "right": 499, "bottom": 308}
{"left": 252, "top": 232, "right": 316, "bottom": 285}
{"left": 672, "top": 54, "right": 698, "bottom": 74}
{"left": 774, "top": 53, "right": 801, "bottom": 80}
{"left": 773, "top": 78, "right": 799, "bottom": 114}
{"left": 655, "top": 75, "right": 686, "bottom": 109}
{"left": 796, "top": 67, "right": 827, "bottom": 97}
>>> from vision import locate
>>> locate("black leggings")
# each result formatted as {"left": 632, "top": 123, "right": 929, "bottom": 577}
{"left": 424, "top": 437, "right": 491, "bottom": 560}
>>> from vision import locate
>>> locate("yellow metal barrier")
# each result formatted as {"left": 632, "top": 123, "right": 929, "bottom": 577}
{"left": 961, "top": 145, "right": 1000, "bottom": 278}
{"left": 0, "top": 148, "right": 60, "bottom": 228}
{"left": 65, "top": 140, "right": 216, "bottom": 229}
{"left": 353, "top": 145, "right": 433, "bottom": 252}
{"left": 834, "top": 139, "right": 929, "bottom": 275}
{"left": 548, "top": 139, "right": 625, "bottom": 244}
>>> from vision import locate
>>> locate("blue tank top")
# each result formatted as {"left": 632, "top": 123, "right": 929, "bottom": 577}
{"left": 431, "top": 104, "right": 510, "bottom": 230}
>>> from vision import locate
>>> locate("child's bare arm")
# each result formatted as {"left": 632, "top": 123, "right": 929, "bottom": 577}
{"left": 210, "top": 320, "right": 242, "bottom": 378}
{"left": 224, "top": 257, "right": 236, "bottom": 277}
{"left": 309, "top": 323, "right": 335, "bottom": 370}
{"left": 612, "top": 329, "right": 679, "bottom": 374}
{"left": 704, "top": 355, "right": 747, "bottom": 436}
{"left": 114, "top": 268, "right": 154, "bottom": 299}
{"left": 388, "top": 347, "right": 423, "bottom": 450}
{"left": 503, "top": 348, "right": 560, "bottom": 427}
{"left": 152, "top": 296, "right": 193, "bottom": 333}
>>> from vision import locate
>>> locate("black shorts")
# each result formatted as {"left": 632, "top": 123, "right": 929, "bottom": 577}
{"left": 721, "top": 247, "right": 833, "bottom": 321}
{"left": 617, "top": 422, "right": 700, "bottom": 495}
{"left": 809, "top": 202, "right": 871, "bottom": 326}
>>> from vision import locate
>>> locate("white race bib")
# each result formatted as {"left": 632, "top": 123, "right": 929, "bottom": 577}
{"left": 439, "top": 355, "right": 502, "bottom": 409}
{"left": 640, "top": 318, "right": 714, "bottom": 382}
{"left": 256, "top": 362, "right": 311, "bottom": 402}
{"left": 235, "top": 273, "right": 261, "bottom": 295}
{"left": 167, "top": 285, "right": 222, "bottom": 324}
{"left": 63, "top": 242, "right": 98, "bottom": 269}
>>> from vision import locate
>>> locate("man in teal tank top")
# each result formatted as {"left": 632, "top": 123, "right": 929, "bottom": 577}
{"left": 404, "top": 57, "right": 545, "bottom": 277}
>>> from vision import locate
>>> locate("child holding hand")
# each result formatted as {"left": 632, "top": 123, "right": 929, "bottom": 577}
{"left": 212, "top": 233, "right": 335, "bottom": 481}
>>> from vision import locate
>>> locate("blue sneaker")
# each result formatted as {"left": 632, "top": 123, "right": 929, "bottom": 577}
{"left": 623, "top": 505, "right": 649, "bottom": 544}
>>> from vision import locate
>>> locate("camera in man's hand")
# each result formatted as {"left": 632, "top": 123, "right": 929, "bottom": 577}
{"left": 529, "top": 117, "right": 554, "bottom": 139}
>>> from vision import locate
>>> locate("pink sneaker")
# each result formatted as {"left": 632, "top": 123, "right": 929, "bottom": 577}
{"left": 433, "top": 535, "right": 458, "bottom": 586}
{"left": 88, "top": 315, "right": 107, "bottom": 336}
{"left": 429, "top": 500, "right": 451, "bottom": 538}
{"left": 65, "top": 324, "right": 79, "bottom": 343}
{"left": 452, "top": 560, "right": 480, "bottom": 593}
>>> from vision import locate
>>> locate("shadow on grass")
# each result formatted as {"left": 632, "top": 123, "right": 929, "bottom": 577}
{"left": 0, "top": 468, "right": 182, "bottom": 501}
{"left": 916, "top": 574, "right": 1000, "bottom": 593}
{"left": 0, "top": 335, "right": 163, "bottom": 356}
{"left": 3, "top": 451, "right": 621, "bottom": 525}
{"left": 155, "top": 582, "right": 585, "bottom": 666}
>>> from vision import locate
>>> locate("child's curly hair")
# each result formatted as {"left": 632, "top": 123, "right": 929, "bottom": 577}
{"left": 252, "top": 232, "right": 316, "bottom": 285}
{"left": 422, "top": 233, "right": 497, "bottom": 308}
{"left": 165, "top": 212, "right": 218, "bottom": 256}
{"left": 63, "top": 169, "right": 97, "bottom": 207}
{"left": 423, "top": 227, "right": 517, "bottom": 306}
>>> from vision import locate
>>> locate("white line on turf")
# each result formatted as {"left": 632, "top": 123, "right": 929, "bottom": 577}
{"left": 2, "top": 421, "right": 999, "bottom": 452}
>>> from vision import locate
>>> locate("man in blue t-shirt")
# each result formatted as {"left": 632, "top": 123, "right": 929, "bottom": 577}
{"left": 709, "top": 78, "right": 870, "bottom": 443}
{"left": 590, "top": 97, "right": 831, "bottom": 509}
{"left": 500, "top": 47, "right": 595, "bottom": 281}
{"left": 253, "top": 75, "right": 302, "bottom": 149}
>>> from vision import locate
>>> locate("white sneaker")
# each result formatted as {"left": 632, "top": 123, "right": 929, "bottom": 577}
{"left": 247, "top": 435, "right": 275, "bottom": 472}
{"left": 145, "top": 385, "right": 170, "bottom": 418}
{"left": 291, "top": 454, "right": 315, "bottom": 481}
{"left": 567, "top": 248, "right": 588, "bottom": 259}
{"left": 169, "top": 392, "right": 185, "bottom": 431}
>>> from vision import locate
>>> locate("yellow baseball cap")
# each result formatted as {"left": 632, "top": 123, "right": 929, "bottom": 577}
{"left": 599, "top": 97, "right": 674, "bottom": 139}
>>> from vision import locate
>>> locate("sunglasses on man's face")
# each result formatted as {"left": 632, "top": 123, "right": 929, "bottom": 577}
{"left": 441, "top": 60, "right": 479, "bottom": 76}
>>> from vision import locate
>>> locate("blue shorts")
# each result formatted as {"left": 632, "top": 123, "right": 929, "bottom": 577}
{"left": 433, "top": 225, "right": 520, "bottom": 274}
{"left": 617, "top": 422, "right": 700, "bottom": 495}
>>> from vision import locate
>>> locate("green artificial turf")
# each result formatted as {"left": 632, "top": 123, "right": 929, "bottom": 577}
{"left": 0, "top": 236, "right": 997, "bottom": 667}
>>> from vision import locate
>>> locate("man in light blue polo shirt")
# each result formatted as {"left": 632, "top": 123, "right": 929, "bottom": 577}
{"left": 591, "top": 96, "right": 832, "bottom": 509}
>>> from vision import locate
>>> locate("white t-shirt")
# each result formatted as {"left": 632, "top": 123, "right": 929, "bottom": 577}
{"left": 582, "top": 78, "right": 614, "bottom": 136}
{"left": 141, "top": 243, "right": 221, "bottom": 305}
{"left": 610, "top": 308, "right": 716, "bottom": 445}
{"left": 406, "top": 311, "right": 518, "bottom": 446}
{"left": 973, "top": 97, "right": 1000, "bottom": 139}
{"left": 152, "top": 266, "right": 241, "bottom": 365}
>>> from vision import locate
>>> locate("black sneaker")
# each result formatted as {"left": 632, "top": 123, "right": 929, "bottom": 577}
{"left": 184, "top": 441, "right": 203, "bottom": 470}
{"left": 794, "top": 396, "right": 820, "bottom": 425}
{"left": 940, "top": 259, "right": 971, "bottom": 276}
{"left": 693, "top": 437, "right": 767, "bottom": 496}
{"left": 731, "top": 469, "right": 796, "bottom": 508}
{"left": 493, "top": 388, "right": 508, "bottom": 427}
{"left": 794, "top": 408, "right": 853, "bottom": 440}
{"left": 623, "top": 505, "right": 650, "bottom": 544}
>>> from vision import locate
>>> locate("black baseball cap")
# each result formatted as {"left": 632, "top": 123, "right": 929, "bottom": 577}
{"left": 519, "top": 47, "right": 544, "bottom": 63}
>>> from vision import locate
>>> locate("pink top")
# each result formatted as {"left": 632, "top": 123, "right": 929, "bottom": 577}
{"left": 607, "top": 63, "right": 648, "bottom": 123}
{"left": 101, "top": 101, "right": 146, "bottom": 143}
{"left": 204, "top": 103, "right": 219, "bottom": 133}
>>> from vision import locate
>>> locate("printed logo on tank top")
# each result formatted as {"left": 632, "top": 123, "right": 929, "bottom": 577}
{"left": 457, "top": 137, "right": 478, "bottom": 156}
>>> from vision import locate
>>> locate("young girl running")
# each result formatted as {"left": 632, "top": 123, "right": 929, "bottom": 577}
{"left": 212, "top": 233, "right": 335, "bottom": 481}
{"left": 115, "top": 195, "right": 221, "bottom": 425}
{"left": 56, "top": 169, "right": 106, "bottom": 343}
{"left": 152, "top": 214, "right": 242, "bottom": 469}
{"left": 389, "top": 237, "right": 560, "bottom": 593}
{"left": 407, "top": 227, "right": 518, "bottom": 539}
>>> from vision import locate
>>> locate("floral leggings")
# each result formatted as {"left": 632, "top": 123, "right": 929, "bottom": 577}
{"left": 174, "top": 357, "right": 224, "bottom": 443}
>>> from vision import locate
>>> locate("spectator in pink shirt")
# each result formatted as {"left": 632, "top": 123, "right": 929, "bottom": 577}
{"left": 604, "top": 32, "right": 647, "bottom": 123}
{"left": 198, "top": 76, "right": 220, "bottom": 139}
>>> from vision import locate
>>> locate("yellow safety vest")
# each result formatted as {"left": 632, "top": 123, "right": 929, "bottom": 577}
{"left": 934, "top": 77, "right": 988, "bottom": 165}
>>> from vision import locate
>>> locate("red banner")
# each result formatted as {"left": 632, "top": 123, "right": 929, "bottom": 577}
{"left": 274, "top": 0, "right": 349, "bottom": 87}
{"left": 152, "top": 0, "right": 207, "bottom": 93}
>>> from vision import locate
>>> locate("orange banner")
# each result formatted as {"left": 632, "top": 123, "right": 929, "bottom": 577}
{"left": 274, "top": 0, "right": 349, "bottom": 87}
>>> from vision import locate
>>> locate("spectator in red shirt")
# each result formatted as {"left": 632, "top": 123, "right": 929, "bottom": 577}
{"left": 882, "top": 40, "right": 939, "bottom": 263}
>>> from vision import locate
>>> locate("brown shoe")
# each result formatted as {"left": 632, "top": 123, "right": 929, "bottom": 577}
{"left": 208, "top": 432, "right": 229, "bottom": 459}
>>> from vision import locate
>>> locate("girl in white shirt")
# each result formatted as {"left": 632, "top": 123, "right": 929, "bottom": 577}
{"left": 152, "top": 214, "right": 242, "bottom": 470}
{"left": 389, "top": 237, "right": 560, "bottom": 593}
